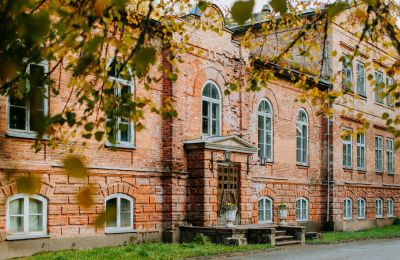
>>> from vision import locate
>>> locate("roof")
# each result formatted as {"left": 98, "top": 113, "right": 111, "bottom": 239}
{"left": 183, "top": 135, "right": 258, "bottom": 154}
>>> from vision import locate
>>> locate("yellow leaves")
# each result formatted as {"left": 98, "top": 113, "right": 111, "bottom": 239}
{"left": 16, "top": 176, "right": 42, "bottom": 195}
{"left": 134, "top": 47, "right": 156, "bottom": 77}
{"left": 62, "top": 155, "right": 87, "bottom": 178}
{"left": 353, "top": 8, "right": 367, "bottom": 20}
{"left": 94, "top": 0, "right": 109, "bottom": 16}
{"left": 270, "top": 0, "right": 288, "bottom": 15}
{"left": 94, "top": 209, "right": 116, "bottom": 228}
{"left": 231, "top": 0, "right": 254, "bottom": 25}
{"left": 327, "top": 1, "right": 348, "bottom": 20}
{"left": 77, "top": 186, "right": 95, "bottom": 208}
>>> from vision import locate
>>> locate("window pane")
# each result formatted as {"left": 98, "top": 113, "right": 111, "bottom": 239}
{"left": 9, "top": 198, "right": 24, "bottom": 215}
{"left": 106, "top": 198, "right": 117, "bottom": 227}
{"left": 211, "top": 85, "right": 219, "bottom": 99}
{"left": 202, "top": 84, "right": 211, "bottom": 97}
{"left": 120, "top": 198, "right": 131, "bottom": 227}
{"left": 202, "top": 100, "right": 209, "bottom": 134}
{"left": 119, "top": 121, "right": 130, "bottom": 142}
{"left": 10, "top": 216, "right": 24, "bottom": 233}
{"left": 29, "top": 215, "right": 43, "bottom": 232}
{"left": 9, "top": 106, "right": 27, "bottom": 130}
{"left": 29, "top": 198, "right": 43, "bottom": 214}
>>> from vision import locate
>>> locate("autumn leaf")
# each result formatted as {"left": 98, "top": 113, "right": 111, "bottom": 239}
{"left": 94, "top": 0, "right": 109, "bottom": 16}
{"left": 270, "top": 0, "right": 287, "bottom": 15}
{"left": 94, "top": 208, "right": 116, "bottom": 228}
{"left": 231, "top": 0, "right": 254, "bottom": 25}
{"left": 134, "top": 47, "right": 156, "bottom": 76}
{"left": 16, "top": 176, "right": 41, "bottom": 195}
{"left": 63, "top": 155, "right": 87, "bottom": 178}
{"left": 77, "top": 186, "right": 95, "bottom": 208}
{"left": 327, "top": 1, "right": 348, "bottom": 20}
{"left": 198, "top": 1, "right": 208, "bottom": 12}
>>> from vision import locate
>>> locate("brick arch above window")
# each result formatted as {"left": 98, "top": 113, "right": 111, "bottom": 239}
{"left": 191, "top": 66, "right": 227, "bottom": 97}
{"left": 1, "top": 178, "right": 54, "bottom": 198}
{"left": 342, "top": 189, "right": 356, "bottom": 201}
{"left": 101, "top": 182, "right": 139, "bottom": 198}
{"left": 295, "top": 189, "right": 310, "bottom": 199}
{"left": 257, "top": 186, "right": 276, "bottom": 199}
{"left": 253, "top": 87, "right": 280, "bottom": 119}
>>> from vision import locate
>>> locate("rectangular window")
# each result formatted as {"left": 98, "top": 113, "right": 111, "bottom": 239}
{"left": 8, "top": 62, "right": 49, "bottom": 135}
{"left": 356, "top": 133, "right": 366, "bottom": 170}
{"left": 375, "top": 136, "right": 384, "bottom": 172}
{"left": 356, "top": 62, "right": 366, "bottom": 96}
{"left": 342, "top": 58, "right": 353, "bottom": 90}
{"left": 387, "top": 199, "right": 394, "bottom": 217}
{"left": 387, "top": 138, "right": 394, "bottom": 174}
{"left": 343, "top": 130, "right": 353, "bottom": 168}
{"left": 375, "top": 71, "right": 384, "bottom": 104}
{"left": 386, "top": 76, "right": 394, "bottom": 107}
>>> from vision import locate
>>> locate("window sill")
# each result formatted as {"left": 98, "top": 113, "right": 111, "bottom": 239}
{"left": 105, "top": 142, "right": 136, "bottom": 150}
{"left": 343, "top": 167, "right": 353, "bottom": 172}
{"left": 296, "top": 219, "right": 309, "bottom": 222}
{"left": 6, "top": 234, "right": 49, "bottom": 241}
{"left": 258, "top": 221, "right": 273, "bottom": 225}
{"left": 105, "top": 228, "right": 137, "bottom": 234}
{"left": 374, "top": 101, "right": 386, "bottom": 107}
{"left": 375, "top": 171, "right": 384, "bottom": 175}
{"left": 6, "top": 130, "right": 49, "bottom": 140}
{"left": 387, "top": 172, "right": 394, "bottom": 176}
{"left": 356, "top": 169, "right": 366, "bottom": 173}
{"left": 343, "top": 218, "right": 353, "bottom": 221}
{"left": 296, "top": 163, "right": 309, "bottom": 168}
{"left": 388, "top": 215, "right": 396, "bottom": 218}
{"left": 375, "top": 216, "right": 384, "bottom": 219}
{"left": 357, "top": 217, "right": 366, "bottom": 220}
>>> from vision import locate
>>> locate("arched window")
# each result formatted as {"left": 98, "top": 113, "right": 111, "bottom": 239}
{"left": 6, "top": 194, "right": 47, "bottom": 239}
{"left": 296, "top": 197, "right": 309, "bottom": 221}
{"left": 202, "top": 82, "right": 221, "bottom": 136}
{"left": 343, "top": 198, "right": 352, "bottom": 220}
{"left": 105, "top": 194, "right": 134, "bottom": 233}
{"left": 106, "top": 59, "right": 135, "bottom": 148}
{"left": 375, "top": 198, "right": 383, "bottom": 218}
{"left": 296, "top": 109, "right": 308, "bottom": 165}
{"left": 258, "top": 197, "right": 273, "bottom": 223}
{"left": 357, "top": 198, "right": 366, "bottom": 219}
{"left": 387, "top": 199, "right": 394, "bottom": 217}
{"left": 258, "top": 99, "right": 273, "bottom": 161}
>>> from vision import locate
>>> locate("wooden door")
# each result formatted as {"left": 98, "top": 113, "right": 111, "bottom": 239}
{"left": 217, "top": 163, "right": 240, "bottom": 224}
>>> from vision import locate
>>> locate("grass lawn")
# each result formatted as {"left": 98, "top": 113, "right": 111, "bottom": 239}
{"left": 26, "top": 242, "right": 274, "bottom": 260}
{"left": 307, "top": 224, "right": 400, "bottom": 244}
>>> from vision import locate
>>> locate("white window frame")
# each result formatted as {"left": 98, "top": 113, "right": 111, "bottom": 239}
{"left": 7, "top": 61, "right": 49, "bottom": 139}
{"left": 356, "top": 62, "right": 366, "bottom": 96}
{"left": 201, "top": 81, "right": 222, "bottom": 136}
{"left": 343, "top": 198, "right": 352, "bottom": 220}
{"left": 105, "top": 59, "right": 135, "bottom": 149}
{"left": 386, "top": 76, "right": 394, "bottom": 107}
{"left": 258, "top": 197, "right": 273, "bottom": 224}
{"left": 387, "top": 199, "right": 394, "bottom": 217}
{"left": 375, "top": 71, "right": 384, "bottom": 104}
{"left": 258, "top": 99, "right": 273, "bottom": 162}
{"left": 342, "top": 57, "right": 353, "bottom": 90}
{"left": 375, "top": 198, "right": 383, "bottom": 218}
{"left": 356, "top": 133, "right": 366, "bottom": 170}
{"left": 386, "top": 138, "right": 394, "bottom": 174}
{"left": 342, "top": 129, "right": 353, "bottom": 169}
{"left": 357, "top": 198, "right": 366, "bottom": 219}
{"left": 104, "top": 193, "right": 135, "bottom": 234}
{"left": 296, "top": 197, "right": 309, "bottom": 221}
{"left": 375, "top": 136, "right": 384, "bottom": 173}
{"left": 6, "top": 193, "right": 48, "bottom": 240}
{"left": 296, "top": 108, "right": 309, "bottom": 165}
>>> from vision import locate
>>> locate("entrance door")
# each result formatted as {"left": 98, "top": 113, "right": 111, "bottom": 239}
{"left": 217, "top": 163, "right": 240, "bottom": 225}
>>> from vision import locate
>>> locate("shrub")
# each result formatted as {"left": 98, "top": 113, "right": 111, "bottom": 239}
{"left": 393, "top": 217, "right": 400, "bottom": 225}
{"left": 192, "top": 233, "right": 212, "bottom": 245}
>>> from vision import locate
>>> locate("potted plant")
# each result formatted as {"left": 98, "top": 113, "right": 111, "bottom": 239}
{"left": 277, "top": 203, "right": 288, "bottom": 224}
{"left": 222, "top": 203, "right": 238, "bottom": 228}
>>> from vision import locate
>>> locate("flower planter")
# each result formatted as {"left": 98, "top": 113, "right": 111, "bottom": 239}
{"left": 222, "top": 206, "right": 238, "bottom": 228}
{"left": 278, "top": 208, "right": 288, "bottom": 224}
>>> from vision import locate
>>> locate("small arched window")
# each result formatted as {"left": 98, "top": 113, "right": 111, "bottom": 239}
{"left": 343, "top": 198, "right": 352, "bottom": 220}
{"left": 258, "top": 197, "right": 273, "bottom": 223}
{"left": 357, "top": 198, "right": 366, "bottom": 219}
{"left": 6, "top": 194, "right": 47, "bottom": 239}
{"left": 387, "top": 199, "right": 394, "bottom": 217}
{"left": 105, "top": 194, "right": 134, "bottom": 233}
{"left": 375, "top": 198, "right": 383, "bottom": 218}
{"left": 296, "top": 197, "right": 309, "bottom": 221}
{"left": 258, "top": 99, "right": 273, "bottom": 161}
{"left": 202, "top": 82, "right": 221, "bottom": 136}
{"left": 296, "top": 109, "right": 309, "bottom": 165}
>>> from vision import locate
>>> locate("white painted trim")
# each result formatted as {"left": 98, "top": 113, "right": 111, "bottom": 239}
{"left": 257, "top": 196, "right": 273, "bottom": 224}
{"left": 387, "top": 199, "right": 394, "bottom": 217}
{"left": 104, "top": 193, "right": 134, "bottom": 233}
{"left": 343, "top": 198, "right": 352, "bottom": 220}
{"left": 296, "top": 108, "right": 309, "bottom": 165}
{"left": 356, "top": 198, "right": 366, "bottom": 219}
{"left": 295, "top": 197, "right": 309, "bottom": 221}
{"left": 375, "top": 198, "right": 383, "bottom": 218}
{"left": 257, "top": 98, "right": 273, "bottom": 162}
{"left": 342, "top": 127, "right": 353, "bottom": 169}
{"left": 201, "top": 80, "right": 222, "bottom": 137}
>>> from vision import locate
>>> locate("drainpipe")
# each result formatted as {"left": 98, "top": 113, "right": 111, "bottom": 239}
{"left": 326, "top": 113, "right": 331, "bottom": 222}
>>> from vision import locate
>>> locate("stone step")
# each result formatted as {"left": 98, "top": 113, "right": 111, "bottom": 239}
{"left": 275, "top": 230, "right": 286, "bottom": 236}
{"left": 275, "top": 235, "right": 294, "bottom": 241}
{"left": 275, "top": 240, "right": 302, "bottom": 246}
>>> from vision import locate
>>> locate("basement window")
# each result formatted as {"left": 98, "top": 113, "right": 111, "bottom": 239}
{"left": 375, "top": 198, "right": 383, "bottom": 218}
{"left": 296, "top": 197, "right": 309, "bottom": 221}
{"left": 343, "top": 198, "right": 352, "bottom": 220}
{"left": 105, "top": 193, "right": 135, "bottom": 233}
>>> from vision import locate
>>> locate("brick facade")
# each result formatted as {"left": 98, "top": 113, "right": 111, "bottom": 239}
{"left": 0, "top": 4, "right": 399, "bottom": 249}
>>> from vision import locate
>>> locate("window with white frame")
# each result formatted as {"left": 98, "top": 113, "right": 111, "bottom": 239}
{"left": 356, "top": 62, "right": 366, "bottom": 96}
{"left": 387, "top": 199, "right": 394, "bottom": 217}
{"left": 8, "top": 62, "right": 49, "bottom": 136}
{"left": 375, "top": 136, "right": 384, "bottom": 173}
{"left": 258, "top": 99, "right": 273, "bottom": 161}
{"left": 386, "top": 76, "right": 394, "bottom": 107}
{"left": 106, "top": 59, "right": 135, "bottom": 147}
{"left": 202, "top": 82, "right": 221, "bottom": 136}
{"left": 386, "top": 138, "right": 394, "bottom": 174}
{"left": 343, "top": 198, "right": 352, "bottom": 220}
{"left": 342, "top": 57, "right": 353, "bottom": 90}
{"left": 296, "top": 198, "right": 309, "bottom": 221}
{"left": 258, "top": 197, "right": 273, "bottom": 223}
{"left": 375, "top": 198, "right": 383, "bottom": 218}
{"left": 296, "top": 109, "right": 308, "bottom": 165}
{"left": 342, "top": 130, "right": 353, "bottom": 168}
{"left": 357, "top": 198, "right": 366, "bottom": 219}
{"left": 356, "top": 133, "right": 366, "bottom": 170}
{"left": 6, "top": 194, "right": 47, "bottom": 239}
{"left": 375, "top": 71, "right": 384, "bottom": 103}
{"left": 105, "top": 194, "right": 134, "bottom": 233}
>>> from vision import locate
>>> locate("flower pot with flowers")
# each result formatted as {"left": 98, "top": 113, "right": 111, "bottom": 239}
{"left": 277, "top": 203, "right": 288, "bottom": 224}
{"left": 222, "top": 203, "right": 238, "bottom": 228}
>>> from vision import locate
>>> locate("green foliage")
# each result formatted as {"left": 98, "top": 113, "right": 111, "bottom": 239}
{"left": 270, "top": 0, "right": 288, "bottom": 14}
{"left": 231, "top": 0, "right": 254, "bottom": 24}
{"left": 393, "top": 217, "right": 400, "bottom": 225}
{"left": 192, "top": 233, "right": 212, "bottom": 245}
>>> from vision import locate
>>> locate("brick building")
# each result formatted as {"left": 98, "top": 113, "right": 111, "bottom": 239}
{"left": 0, "top": 4, "right": 399, "bottom": 257}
